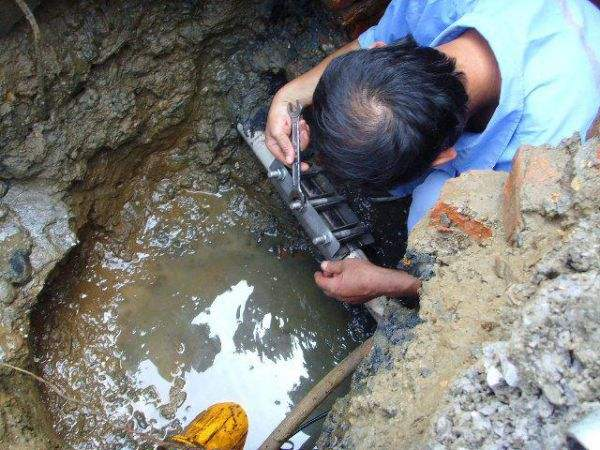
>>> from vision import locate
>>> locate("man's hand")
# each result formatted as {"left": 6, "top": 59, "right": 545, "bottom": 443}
{"left": 265, "top": 93, "right": 310, "bottom": 167}
{"left": 314, "top": 259, "right": 421, "bottom": 304}
{"left": 264, "top": 40, "right": 360, "bottom": 166}
{"left": 314, "top": 259, "right": 383, "bottom": 304}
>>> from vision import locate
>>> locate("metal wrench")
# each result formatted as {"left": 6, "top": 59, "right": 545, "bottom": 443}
{"left": 288, "top": 100, "right": 306, "bottom": 208}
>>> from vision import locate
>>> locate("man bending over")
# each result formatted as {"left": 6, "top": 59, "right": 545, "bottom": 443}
{"left": 264, "top": 0, "right": 600, "bottom": 304}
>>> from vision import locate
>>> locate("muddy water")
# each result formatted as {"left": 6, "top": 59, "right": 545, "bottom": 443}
{"left": 31, "top": 186, "right": 369, "bottom": 449}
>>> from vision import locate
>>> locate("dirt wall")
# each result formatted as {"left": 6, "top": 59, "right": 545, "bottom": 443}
{"left": 0, "top": 1, "right": 348, "bottom": 447}
{"left": 319, "top": 136, "right": 600, "bottom": 449}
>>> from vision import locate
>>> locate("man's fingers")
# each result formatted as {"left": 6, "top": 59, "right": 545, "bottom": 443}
{"left": 300, "top": 129, "right": 310, "bottom": 150}
{"left": 265, "top": 138, "right": 287, "bottom": 164}
{"left": 300, "top": 120, "right": 310, "bottom": 150}
{"left": 266, "top": 131, "right": 309, "bottom": 170}
{"left": 314, "top": 271, "right": 327, "bottom": 287}
{"left": 320, "top": 260, "right": 344, "bottom": 275}
{"left": 273, "top": 131, "right": 295, "bottom": 165}
{"left": 314, "top": 271, "right": 338, "bottom": 292}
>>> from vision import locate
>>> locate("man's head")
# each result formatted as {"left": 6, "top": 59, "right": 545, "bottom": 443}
{"left": 311, "top": 36, "right": 468, "bottom": 189}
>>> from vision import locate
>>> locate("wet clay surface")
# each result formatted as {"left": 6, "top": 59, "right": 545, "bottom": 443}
{"left": 31, "top": 187, "right": 369, "bottom": 449}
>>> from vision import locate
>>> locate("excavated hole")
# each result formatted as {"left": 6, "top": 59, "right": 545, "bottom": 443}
{"left": 12, "top": 1, "right": 383, "bottom": 448}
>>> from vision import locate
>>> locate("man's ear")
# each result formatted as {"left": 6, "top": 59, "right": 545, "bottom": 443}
{"left": 431, "top": 147, "right": 457, "bottom": 167}
{"left": 370, "top": 41, "right": 387, "bottom": 49}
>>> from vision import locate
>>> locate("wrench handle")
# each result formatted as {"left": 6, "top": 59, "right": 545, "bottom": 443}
{"left": 291, "top": 116, "right": 301, "bottom": 191}
{"left": 288, "top": 100, "right": 304, "bottom": 204}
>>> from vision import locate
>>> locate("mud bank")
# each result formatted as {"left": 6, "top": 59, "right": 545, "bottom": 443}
{"left": 0, "top": 1, "right": 358, "bottom": 447}
{"left": 319, "top": 136, "right": 600, "bottom": 449}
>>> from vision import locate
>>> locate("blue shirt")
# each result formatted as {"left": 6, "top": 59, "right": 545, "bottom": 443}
{"left": 359, "top": 0, "right": 600, "bottom": 230}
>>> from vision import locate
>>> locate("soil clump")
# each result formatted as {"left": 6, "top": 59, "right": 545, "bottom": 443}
{"left": 319, "top": 136, "right": 600, "bottom": 449}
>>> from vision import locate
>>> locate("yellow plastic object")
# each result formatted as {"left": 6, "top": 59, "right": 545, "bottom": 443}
{"left": 168, "top": 402, "right": 248, "bottom": 450}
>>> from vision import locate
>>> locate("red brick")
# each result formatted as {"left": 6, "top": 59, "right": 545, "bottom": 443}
{"left": 586, "top": 107, "right": 600, "bottom": 140}
{"left": 502, "top": 145, "right": 563, "bottom": 242}
{"left": 325, "top": 0, "right": 390, "bottom": 38}
{"left": 430, "top": 202, "right": 493, "bottom": 241}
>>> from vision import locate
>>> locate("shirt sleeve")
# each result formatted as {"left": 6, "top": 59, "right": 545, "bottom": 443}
{"left": 358, "top": 0, "right": 412, "bottom": 48}
{"left": 358, "top": 0, "right": 475, "bottom": 48}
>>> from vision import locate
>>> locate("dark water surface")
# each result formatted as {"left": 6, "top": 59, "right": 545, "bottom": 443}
{"left": 31, "top": 188, "right": 369, "bottom": 449}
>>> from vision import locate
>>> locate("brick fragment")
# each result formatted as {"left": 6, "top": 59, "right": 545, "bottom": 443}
{"left": 410, "top": 171, "right": 505, "bottom": 251}
{"left": 502, "top": 145, "right": 564, "bottom": 243}
{"left": 586, "top": 107, "right": 600, "bottom": 140}
{"left": 323, "top": 0, "right": 390, "bottom": 38}
{"left": 430, "top": 202, "right": 493, "bottom": 241}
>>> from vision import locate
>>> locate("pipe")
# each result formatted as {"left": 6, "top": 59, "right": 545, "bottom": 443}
{"left": 238, "top": 125, "right": 388, "bottom": 449}
{"left": 237, "top": 126, "right": 386, "bottom": 323}
{"left": 237, "top": 125, "right": 276, "bottom": 170}
{"left": 258, "top": 337, "right": 374, "bottom": 450}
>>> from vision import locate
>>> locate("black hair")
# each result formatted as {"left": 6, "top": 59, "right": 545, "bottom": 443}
{"left": 311, "top": 36, "right": 468, "bottom": 189}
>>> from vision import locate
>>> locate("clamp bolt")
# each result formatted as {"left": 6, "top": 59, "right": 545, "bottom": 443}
{"left": 312, "top": 234, "right": 330, "bottom": 246}
{"left": 267, "top": 169, "right": 286, "bottom": 180}
{"left": 290, "top": 200, "right": 305, "bottom": 211}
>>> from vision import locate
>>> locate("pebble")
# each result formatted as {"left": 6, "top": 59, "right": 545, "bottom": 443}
{"left": 133, "top": 410, "right": 148, "bottom": 429}
{"left": 470, "top": 411, "right": 492, "bottom": 432}
{"left": 537, "top": 398, "right": 554, "bottom": 419}
{"left": 479, "top": 404, "right": 497, "bottom": 416}
{"left": 9, "top": 251, "right": 32, "bottom": 284}
{"left": 0, "top": 180, "right": 8, "bottom": 198}
{"left": 420, "top": 367, "right": 432, "bottom": 378}
{"left": 0, "top": 280, "right": 15, "bottom": 305}
{"left": 500, "top": 358, "right": 520, "bottom": 388}
{"left": 485, "top": 366, "right": 504, "bottom": 391}
{"left": 435, "top": 415, "right": 452, "bottom": 438}
{"left": 159, "top": 403, "right": 177, "bottom": 420}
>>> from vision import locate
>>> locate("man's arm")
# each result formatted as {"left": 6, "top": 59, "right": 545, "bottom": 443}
{"left": 314, "top": 259, "right": 421, "bottom": 304}
{"left": 265, "top": 40, "right": 360, "bottom": 165}
{"left": 275, "top": 39, "right": 360, "bottom": 107}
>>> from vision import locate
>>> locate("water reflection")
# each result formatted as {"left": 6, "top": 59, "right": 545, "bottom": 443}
{"left": 32, "top": 188, "right": 369, "bottom": 449}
